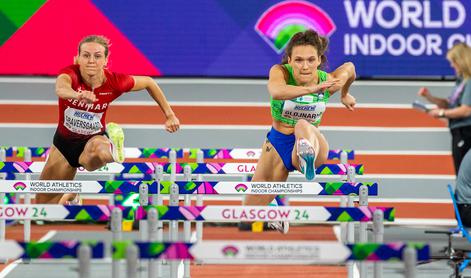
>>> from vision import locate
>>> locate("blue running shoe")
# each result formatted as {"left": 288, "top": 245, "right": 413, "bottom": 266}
{"left": 297, "top": 138, "right": 316, "bottom": 180}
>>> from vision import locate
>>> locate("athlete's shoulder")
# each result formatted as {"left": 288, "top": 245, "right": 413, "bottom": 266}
{"left": 57, "top": 65, "right": 80, "bottom": 87}
{"left": 59, "top": 64, "right": 79, "bottom": 76}
{"left": 105, "top": 69, "right": 135, "bottom": 92}
{"left": 269, "top": 64, "right": 289, "bottom": 82}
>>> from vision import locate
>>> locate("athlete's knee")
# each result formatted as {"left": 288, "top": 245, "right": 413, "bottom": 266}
{"left": 295, "top": 120, "right": 321, "bottom": 137}
{"left": 84, "top": 139, "right": 109, "bottom": 162}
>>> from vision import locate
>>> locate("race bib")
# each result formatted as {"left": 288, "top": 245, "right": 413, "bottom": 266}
{"left": 281, "top": 95, "right": 326, "bottom": 123}
{"left": 64, "top": 107, "right": 103, "bottom": 135}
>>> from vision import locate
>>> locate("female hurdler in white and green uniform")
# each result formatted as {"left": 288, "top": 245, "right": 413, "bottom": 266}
{"left": 243, "top": 30, "right": 357, "bottom": 233}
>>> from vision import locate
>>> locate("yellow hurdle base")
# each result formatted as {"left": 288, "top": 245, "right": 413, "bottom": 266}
{"left": 251, "top": 221, "right": 264, "bottom": 233}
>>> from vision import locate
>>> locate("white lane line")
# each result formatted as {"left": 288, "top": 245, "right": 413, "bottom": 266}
{"left": 0, "top": 100, "right": 439, "bottom": 109}
{"left": 353, "top": 263, "right": 360, "bottom": 278}
{"left": 200, "top": 196, "right": 454, "bottom": 203}
{"left": 0, "top": 260, "right": 21, "bottom": 278}
{"left": 320, "top": 126, "right": 447, "bottom": 132}
{"left": 38, "top": 230, "right": 57, "bottom": 242}
{"left": 317, "top": 174, "right": 454, "bottom": 180}
{"left": 356, "top": 150, "right": 451, "bottom": 155}
{"left": 290, "top": 198, "right": 454, "bottom": 204}
{"left": 0, "top": 77, "right": 455, "bottom": 87}
{"left": 80, "top": 195, "right": 454, "bottom": 204}
{"left": 0, "top": 123, "right": 449, "bottom": 132}
{"left": 332, "top": 225, "right": 341, "bottom": 241}
{"left": 0, "top": 229, "right": 57, "bottom": 277}
{"left": 391, "top": 218, "right": 456, "bottom": 226}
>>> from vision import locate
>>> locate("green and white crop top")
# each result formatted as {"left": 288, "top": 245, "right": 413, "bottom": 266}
{"left": 270, "top": 64, "right": 331, "bottom": 126}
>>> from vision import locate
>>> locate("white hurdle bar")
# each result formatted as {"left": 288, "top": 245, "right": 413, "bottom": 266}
{"left": 0, "top": 179, "right": 377, "bottom": 241}
{"left": 0, "top": 239, "right": 427, "bottom": 278}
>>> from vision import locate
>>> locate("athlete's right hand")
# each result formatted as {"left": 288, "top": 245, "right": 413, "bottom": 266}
{"left": 309, "top": 79, "right": 340, "bottom": 94}
{"left": 418, "top": 87, "right": 430, "bottom": 98}
{"left": 77, "top": 90, "right": 97, "bottom": 104}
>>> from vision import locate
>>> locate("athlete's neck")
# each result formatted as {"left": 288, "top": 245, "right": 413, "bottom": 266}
{"left": 297, "top": 76, "right": 319, "bottom": 87}
{"left": 83, "top": 71, "right": 105, "bottom": 89}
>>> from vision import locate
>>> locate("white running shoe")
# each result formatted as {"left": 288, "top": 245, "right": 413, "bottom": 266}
{"left": 297, "top": 138, "right": 316, "bottom": 180}
{"left": 106, "top": 122, "right": 125, "bottom": 163}
{"left": 268, "top": 221, "right": 290, "bottom": 234}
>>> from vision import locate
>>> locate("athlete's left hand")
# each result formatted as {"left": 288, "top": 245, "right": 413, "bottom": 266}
{"left": 165, "top": 114, "right": 180, "bottom": 133}
{"left": 341, "top": 93, "right": 356, "bottom": 111}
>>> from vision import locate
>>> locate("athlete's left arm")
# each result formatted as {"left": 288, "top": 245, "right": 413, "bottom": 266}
{"left": 131, "top": 76, "right": 180, "bottom": 133}
{"left": 328, "top": 62, "right": 357, "bottom": 111}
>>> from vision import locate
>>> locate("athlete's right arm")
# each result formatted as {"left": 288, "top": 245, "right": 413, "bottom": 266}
{"left": 267, "top": 65, "right": 336, "bottom": 100}
{"left": 55, "top": 74, "right": 96, "bottom": 103}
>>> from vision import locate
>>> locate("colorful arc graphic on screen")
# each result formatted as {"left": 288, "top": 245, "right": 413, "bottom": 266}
{"left": 13, "top": 182, "right": 27, "bottom": 191}
{"left": 222, "top": 246, "right": 239, "bottom": 257}
{"left": 235, "top": 184, "right": 248, "bottom": 192}
{"left": 255, "top": 1, "right": 336, "bottom": 53}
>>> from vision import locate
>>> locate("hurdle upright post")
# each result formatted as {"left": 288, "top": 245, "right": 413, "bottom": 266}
{"left": 139, "top": 183, "right": 149, "bottom": 241}
{"left": 108, "top": 172, "right": 115, "bottom": 205}
{"left": 340, "top": 196, "right": 347, "bottom": 243}
{"left": 138, "top": 183, "right": 149, "bottom": 275}
{"left": 347, "top": 195, "right": 355, "bottom": 278}
{"left": 0, "top": 147, "right": 6, "bottom": 243}
{"left": 340, "top": 150, "right": 348, "bottom": 164}
{"left": 404, "top": 246, "right": 417, "bottom": 278}
{"left": 153, "top": 165, "right": 164, "bottom": 278}
{"left": 147, "top": 208, "right": 159, "bottom": 278}
{"left": 346, "top": 165, "right": 356, "bottom": 278}
{"left": 346, "top": 166, "right": 356, "bottom": 242}
{"left": 22, "top": 148, "right": 32, "bottom": 265}
{"left": 359, "top": 184, "right": 369, "bottom": 278}
{"left": 111, "top": 208, "right": 123, "bottom": 278}
{"left": 153, "top": 165, "right": 164, "bottom": 206}
{"left": 183, "top": 165, "right": 192, "bottom": 278}
{"left": 169, "top": 149, "right": 180, "bottom": 278}
{"left": 126, "top": 243, "right": 139, "bottom": 278}
{"left": 373, "top": 209, "right": 384, "bottom": 278}
{"left": 196, "top": 150, "right": 204, "bottom": 242}
{"left": 78, "top": 243, "right": 92, "bottom": 278}
{"left": 169, "top": 183, "right": 180, "bottom": 278}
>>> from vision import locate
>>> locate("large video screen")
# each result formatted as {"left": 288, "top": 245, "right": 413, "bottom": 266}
{"left": 0, "top": 0, "right": 470, "bottom": 77}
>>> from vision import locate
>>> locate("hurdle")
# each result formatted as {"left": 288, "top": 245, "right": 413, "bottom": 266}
{"left": 0, "top": 159, "right": 365, "bottom": 240}
{"left": 0, "top": 179, "right": 378, "bottom": 236}
{"left": 1, "top": 146, "right": 355, "bottom": 162}
{"left": 0, "top": 148, "right": 373, "bottom": 277}
{"left": 0, "top": 161, "right": 363, "bottom": 177}
{"left": 182, "top": 150, "right": 364, "bottom": 277}
{"left": 0, "top": 239, "right": 429, "bottom": 278}
{"left": 0, "top": 204, "right": 394, "bottom": 222}
{"left": 0, "top": 205, "right": 406, "bottom": 278}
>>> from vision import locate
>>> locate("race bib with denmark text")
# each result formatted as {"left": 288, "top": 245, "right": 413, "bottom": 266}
{"left": 64, "top": 107, "right": 103, "bottom": 135}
